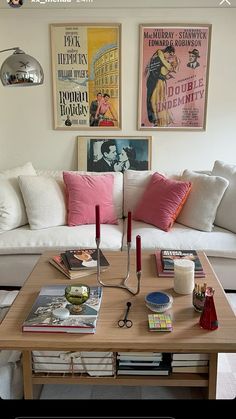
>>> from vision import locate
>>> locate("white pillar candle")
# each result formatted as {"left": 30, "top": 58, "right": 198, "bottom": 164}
{"left": 174, "top": 259, "right": 195, "bottom": 295}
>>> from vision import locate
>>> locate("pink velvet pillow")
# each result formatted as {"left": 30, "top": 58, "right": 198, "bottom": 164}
{"left": 133, "top": 172, "right": 192, "bottom": 232}
{"left": 63, "top": 172, "right": 118, "bottom": 226}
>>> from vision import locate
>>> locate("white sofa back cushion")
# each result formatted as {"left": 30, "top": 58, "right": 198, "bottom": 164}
{"left": 212, "top": 160, "right": 236, "bottom": 233}
{"left": 177, "top": 169, "right": 229, "bottom": 232}
{"left": 18, "top": 176, "right": 67, "bottom": 230}
{"left": 0, "top": 162, "right": 36, "bottom": 232}
{"left": 37, "top": 170, "right": 124, "bottom": 219}
{"left": 123, "top": 169, "right": 182, "bottom": 217}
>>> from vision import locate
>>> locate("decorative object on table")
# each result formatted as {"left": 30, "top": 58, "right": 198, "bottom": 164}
{"left": 77, "top": 136, "right": 152, "bottom": 171}
{"left": 138, "top": 24, "right": 211, "bottom": 130}
{"left": 192, "top": 283, "right": 207, "bottom": 312}
{"left": 145, "top": 291, "right": 173, "bottom": 313}
{"left": 22, "top": 285, "right": 103, "bottom": 334}
{"left": 154, "top": 250, "right": 206, "bottom": 278}
{"left": 50, "top": 23, "right": 121, "bottom": 130}
{"left": 95, "top": 205, "right": 141, "bottom": 295}
{"left": 199, "top": 287, "right": 218, "bottom": 330}
{"left": 148, "top": 313, "right": 173, "bottom": 332}
{"left": 173, "top": 259, "right": 195, "bottom": 295}
{"left": 118, "top": 302, "right": 133, "bottom": 328}
{"left": 65, "top": 284, "right": 90, "bottom": 314}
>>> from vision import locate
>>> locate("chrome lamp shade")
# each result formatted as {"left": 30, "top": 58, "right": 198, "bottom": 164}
{"left": 0, "top": 48, "right": 44, "bottom": 86}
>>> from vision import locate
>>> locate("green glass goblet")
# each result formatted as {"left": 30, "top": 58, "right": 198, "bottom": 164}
{"left": 65, "top": 284, "right": 90, "bottom": 314}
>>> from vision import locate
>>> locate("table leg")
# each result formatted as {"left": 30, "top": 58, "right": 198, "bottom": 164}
{"left": 22, "top": 350, "right": 33, "bottom": 399}
{"left": 208, "top": 353, "right": 218, "bottom": 399}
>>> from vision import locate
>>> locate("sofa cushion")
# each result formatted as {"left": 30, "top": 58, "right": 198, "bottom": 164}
{"left": 124, "top": 220, "right": 236, "bottom": 259}
{"left": 177, "top": 170, "right": 229, "bottom": 232}
{"left": 212, "top": 160, "right": 236, "bottom": 233}
{"left": 123, "top": 169, "right": 182, "bottom": 217}
{"left": 18, "top": 176, "right": 67, "bottom": 230}
{"left": 0, "top": 222, "right": 124, "bottom": 253}
{"left": 63, "top": 172, "right": 118, "bottom": 226}
{"left": 0, "top": 162, "right": 36, "bottom": 233}
{"left": 133, "top": 172, "right": 191, "bottom": 232}
{"left": 37, "top": 170, "right": 123, "bottom": 220}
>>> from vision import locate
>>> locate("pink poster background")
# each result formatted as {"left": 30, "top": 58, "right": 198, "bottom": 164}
{"left": 140, "top": 26, "right": 210, "bottom": 129}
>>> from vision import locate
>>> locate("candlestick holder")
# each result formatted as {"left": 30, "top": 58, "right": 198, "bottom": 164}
{"left": 96, "top": 239, "right": 141, "bottom": 295}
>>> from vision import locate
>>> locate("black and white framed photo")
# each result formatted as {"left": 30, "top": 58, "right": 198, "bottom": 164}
{"left": 78, "top": 136, "right": 152, "bottom": 172}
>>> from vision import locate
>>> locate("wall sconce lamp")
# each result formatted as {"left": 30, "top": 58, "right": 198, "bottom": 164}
{"left": 0, "top": 47, "right": 44, "bottom": 86}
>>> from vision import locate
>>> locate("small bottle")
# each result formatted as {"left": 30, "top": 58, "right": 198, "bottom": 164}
{"left": 174, "top": 259, "right": 195, "bottom": 295}
{"left": 199, "top": 287, "right": 218, "bottom": 330}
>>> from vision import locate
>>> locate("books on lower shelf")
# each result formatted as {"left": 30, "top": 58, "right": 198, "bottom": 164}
{"left": 155, "top": 250, "right": 206, "bottom": 278}
{"left": 65, "top": 249, "right": 109, "bottom": 271}
{"left": 172, "top": 353, "right": 209, "bottom": 361}
{"left": 22, "top": 285, "right": 103, "bottom": 334}
{"left": 172, "top": 366, "right": 209, "bottom": 374}
{"left": 117, "top": 353, "right": 171, "bottom": 376}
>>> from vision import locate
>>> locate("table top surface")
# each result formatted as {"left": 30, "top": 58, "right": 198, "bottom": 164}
{"left": 1, "top": 250, "right": 236, "bottom": 352}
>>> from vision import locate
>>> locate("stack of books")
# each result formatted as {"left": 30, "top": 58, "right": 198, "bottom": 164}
{"left": 155, "top": 249, "right": 206, "bottom": 278}
{"left": 22, "top": 285, "right": 103, "bottom": 334}
{"left": 116, "top": 352, "right": 171, "bottom": 376}
{"left": 171, "top": 353, "right": 209, "bottom": 373}
{"left": 49, "top": 248, "right": 109, "bottom": 280}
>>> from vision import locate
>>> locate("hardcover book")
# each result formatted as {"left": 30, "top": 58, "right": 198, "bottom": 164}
{"left": 65, "top": 249, "right": 109, "bottom": 271}
{"left": 155, "top": 251, "right": 205, "bottom": 278}
{"left": 22, "top": 285, "right": 103, "bottom": 334}
{"left": 161, "top": 250, "right": 203, "bottom": 271}
{"left": 49, "top": 255, "right": 98, "bottom": 280}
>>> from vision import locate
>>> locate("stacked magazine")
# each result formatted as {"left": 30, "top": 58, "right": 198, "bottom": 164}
{"left": 49, "top": 248, "right": 109, "bottom": 280}
{"left": 117, "top": 352, "right": 171, "bottom": 376}
{"left": 155, "top": 249, "right": 206, "bottom": 278}
{"left": 22, "top": 285, "right": 103, "bottom": 334}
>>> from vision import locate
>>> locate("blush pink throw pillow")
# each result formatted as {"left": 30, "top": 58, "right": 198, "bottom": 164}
{"left": 133, "top": 172, "right": 192, "bottom": 232}
{"left": 63, "top": 172, "right": 118, "bottom": 226}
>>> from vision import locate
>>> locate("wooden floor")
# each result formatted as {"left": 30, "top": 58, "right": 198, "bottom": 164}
{"left": 40, "top": 293, "right": 236, "bottom": 400}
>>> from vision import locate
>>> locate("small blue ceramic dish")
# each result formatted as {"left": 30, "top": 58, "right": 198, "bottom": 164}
{"left": 145, "top": 291, "right": 173, "bottom": 313}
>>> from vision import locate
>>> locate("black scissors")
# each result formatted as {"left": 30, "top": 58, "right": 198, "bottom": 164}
{"left": 118, "top": 302, "right": 133, "bottom": 328}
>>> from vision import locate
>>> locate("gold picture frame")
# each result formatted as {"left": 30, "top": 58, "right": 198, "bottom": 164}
{"left": 50, "top": 23, "right": 121, "bottom": 130}
{"left": 78, "top": 136, "right": 152, "bottom": 172}
{"left": 138, "top": 24, "right": 211, "bottom": 131}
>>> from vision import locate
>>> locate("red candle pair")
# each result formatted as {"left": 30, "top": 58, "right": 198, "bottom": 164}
{"left": 95, "top": 204, "right": 100, "bottom": 240}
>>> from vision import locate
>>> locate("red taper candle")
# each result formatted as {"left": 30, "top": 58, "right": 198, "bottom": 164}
{"left": 127, "top": 211, "right": 132, "bottom": 243}
{"left": 95, "top": 205, "right": 100, "bottom": 240}
{"left": 136, "top": 235, "right": 141, "bottom": 272}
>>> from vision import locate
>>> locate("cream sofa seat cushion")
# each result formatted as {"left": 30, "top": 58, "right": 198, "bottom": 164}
{"left": 212, "top": 160, "right": 236, "bottom": 233}
{"left": 0, "top": 162, "right": 36, "bottom": 232}
{"left": 0, "top": 221, "right": 124, "bottom": 254}
{"left": 177, "top": 170, "right": 229, "bottom": 232}
{"left": 124, "top": 220, "right": 236, "bottom": 259}
{"left": 18, "top": 175, "right": 66, "bottom": 229}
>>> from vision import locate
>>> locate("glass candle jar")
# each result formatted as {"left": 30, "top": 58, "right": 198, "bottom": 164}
{"left": 174, "top": 259, "right": 195, "bottom": 295}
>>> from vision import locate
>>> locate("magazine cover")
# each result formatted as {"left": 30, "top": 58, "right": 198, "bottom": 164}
{"left": 65, "top": 249, "right": 110, "bottom": 270}
{"left": 22, "top": 285, "right": 103, "bottom": 333}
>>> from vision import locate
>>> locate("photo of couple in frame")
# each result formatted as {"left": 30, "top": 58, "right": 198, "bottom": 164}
{"left": 77, "top": 136, "right": 152, "bottom": 172}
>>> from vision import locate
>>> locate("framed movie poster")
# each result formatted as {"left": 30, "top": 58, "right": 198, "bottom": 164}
{"left": 138, "top": 24, "right": 211, "bottom": 131}
{"left": 50, "top": 23, "right": 121, "bottom": 130}
{"left": 77, "top": 136, "right": 152, "bottom": 172}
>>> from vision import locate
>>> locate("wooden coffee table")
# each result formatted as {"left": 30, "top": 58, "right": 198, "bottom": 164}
{"left": 0, "top": 250, "right": 236, "bottom": 399}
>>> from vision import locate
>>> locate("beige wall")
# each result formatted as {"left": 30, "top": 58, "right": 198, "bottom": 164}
{"left": 0, "top": 5, "right": 236, "bottom": 172}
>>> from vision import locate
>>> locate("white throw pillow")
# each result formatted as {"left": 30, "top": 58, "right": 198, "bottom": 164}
{"left": 0, "top": 162, "right": 36, "bottom": 232}
{"left": 212, "top": 160, "right": 236, "bottom": 233}
{"left": 18, "top": 176, "right": 67, "bottom": 230}
{"left": 177, "top": 169, "right": 229, "bottom": 232}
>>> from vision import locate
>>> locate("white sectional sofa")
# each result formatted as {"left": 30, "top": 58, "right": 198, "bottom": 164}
{"left": 0, "top": 162, "right": 236, "bottom": 290}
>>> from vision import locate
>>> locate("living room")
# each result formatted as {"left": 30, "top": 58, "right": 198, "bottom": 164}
{"left": 0, "top": 0, "right": 236, "bottom": 413}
